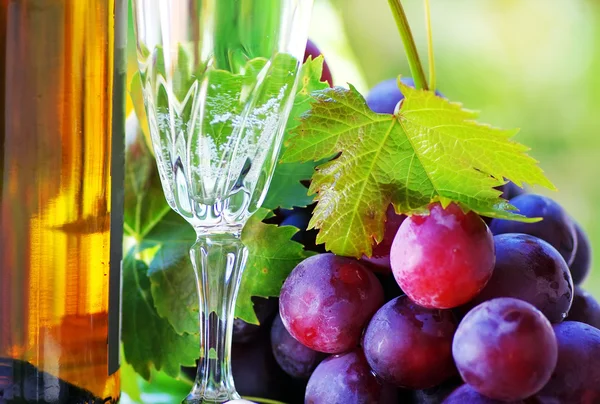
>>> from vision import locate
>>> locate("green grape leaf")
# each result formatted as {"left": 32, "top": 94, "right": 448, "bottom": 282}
{"left": 262, "top": 56, "right": 330, "bottom": 210}
{"left": 147, "top": 208, "right": 314, "bottom": 333}
{"left": 283, "top": 82, "right": 555, "bottom": 258}
{"left": 148, "top": 240, "right": 197, "bottom": 335}
{"left": 236, "top": 209, "right": 316, "bottom": 324}
{"left": 121, "top": 251, "right": 199, "bottom": 381}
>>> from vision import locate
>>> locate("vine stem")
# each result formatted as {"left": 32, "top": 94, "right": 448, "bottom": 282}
{"left": 387, "top": 0, "right": 428, "bottom": 90}
{"left": 424, "top": 0, "right": 436, "bottom": 91}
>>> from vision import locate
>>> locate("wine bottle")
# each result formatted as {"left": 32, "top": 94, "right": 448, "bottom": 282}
{"left": 0, "top": 0, "right": 126, "bottom": 402}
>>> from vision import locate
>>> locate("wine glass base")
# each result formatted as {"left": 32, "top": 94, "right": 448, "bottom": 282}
{"left": 182, "top": 392, "right": 242, "bottom": 404}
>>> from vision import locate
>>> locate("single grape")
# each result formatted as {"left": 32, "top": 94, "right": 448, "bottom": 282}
{"left": 467, "top": 234, "right": 573, "bottom": 323}
{"left": 390, "top": 203, "right": 495, "bottom": 309}
{"left": 280, "top": 207, "right": 311, "bottom": 242}
{"left": 442, "top": 385, "right": 538, "bottom": 404}
{"left": 270, "top": 313, "right": 324, "bottom": 379}
{"left": 452, "top": 298, "right": 558, "bottom": 401}
{"left": 363, "top": 295, "right": 457, "bottom": 389}
{"left": 566, "top": 286, "right": 600, "bottom": 329}
{"left": 305, "top": 349, "right": 383, "bottom": 404}
{"left": 570, "top": 221, "right": 592, "bottom": 285}
{"left": 360, "top": 204, "right": 406, "bottom": 273}
{"left": 537, "top": 321, "right": 600, "bottom": 403}
{"left": 499, "top": 181, "right": 525, "bottom": 200}
{"left": 366, "top": 77, "right": 443, "bottom": 115}
{"left": 230, "top": 330, "right": 296, "bottom": 401}
{"left": 279, "top": 205, "right": 325, "bottom": 253}
{"left": 490, "top": 194, "right": 577, "bottom": 266}
{"left": 279, "top": 253, "right": 384, "bottom": 353}
{"left": 304, "top": 39, "right": 333, "bottom": 86}
{"left": 233, "top": 297, "right": 278, "bottom": 344}
{"left": 410, "top": 376, "right": 463, "bottom": 404}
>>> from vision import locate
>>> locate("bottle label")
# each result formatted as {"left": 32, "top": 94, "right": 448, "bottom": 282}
{"left": 108, "top": 0, "right": 127, "bottom": 376}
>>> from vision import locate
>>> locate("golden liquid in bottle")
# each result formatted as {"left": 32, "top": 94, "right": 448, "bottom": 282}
{"left": 0, "top": 0, "right": 124, "bottom": 401}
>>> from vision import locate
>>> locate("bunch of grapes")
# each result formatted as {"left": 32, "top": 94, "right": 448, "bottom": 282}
{"left": 275, "top": 186, "right": 599, "bottom": 403}
{"left": 225, "top": 47, "right": 600, "bottom": 404}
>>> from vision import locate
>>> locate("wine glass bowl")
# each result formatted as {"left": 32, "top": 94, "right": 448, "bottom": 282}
{"left": 132, "top": 1, "right": 313, "bottom": 403}
{"left": 134, "top": 0, "right": 312, "bottom": 230}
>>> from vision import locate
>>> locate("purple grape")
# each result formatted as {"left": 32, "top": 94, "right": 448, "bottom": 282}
{"left": 305, "top": 349, "right": 383, "bottom": 404}
{"left": 442, "top": 385, "right": 537, "bottom": 404}
{"left": 566, "top": 287, "right": 600, "bottom": 329}
{"left": 279, "top": 254, "right": 384, "bottom": 353}
{"left": 570, "top": 221, "right": 592, "bottom": 285}
{"left": 279, "top": 206, "right": 325, "bottom": 253}
{"left": 452, "top": 298, "right": 558, "bottom": 401}
{"left": 270, "top": 313, "right": 324, "bottom": 379}
{"left": 231, "top": 329, "right": 302, "bottom": 402}
{"left": 411, "top": 377, "right": 463, "bottom": 404}
{"left": 538, "top": 321, "right": 600, "bottom": 403}
{"left": 233, "top": 297, "right": 278, "bottom": 344}
{"left": 499, "top": 181, "right": 525, "bottom": 200}
{"left": 468, "top": 234, "right": 573, "bottom": 323}
{"left": 490, "top": 194, "right": 577, "bottom": 266}
{"left": 366, "top": 77, "right": 444, "bottom": 115}
{"left": 360, "top": 204, "right": 405, "bottom": 273}
{"left": 363, "top": 296, "right": 458, "bottom": 389}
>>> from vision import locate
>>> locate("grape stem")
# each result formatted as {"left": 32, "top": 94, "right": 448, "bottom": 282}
{"left": 387, "top": 0, "right": 429, "bottom": 90}
{"left": 424, "top": 0, "right": 436, "bottom": 91}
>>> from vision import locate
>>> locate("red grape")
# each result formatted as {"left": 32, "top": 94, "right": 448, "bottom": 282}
{"left": 453, "top": 298, "right": 558, "bottom": 401}
{"left": 305, "top": 349, "right": 383, "bottom": 404}
{"left": 390, "top": 203, "right": 495, "bottom": 309}
{"left": 566, "top": 287, "right": 600, "bottom": 329}
{"left": 538, "top": 321, "right": 600, "bottom": 403}
{"left": 467, "top": 234, "right": 573, "bottom": 323}
{"left": 279, "top": 254, "right": 384, "bottom": 353}
{"left": 304, "top": 39, "right": 333, "bottom": 86}
{"left": 361, "top": 204, "right": 406, "bottom": 273}
{"left": 362, "top": 295, "right": 457, "bottom": 389}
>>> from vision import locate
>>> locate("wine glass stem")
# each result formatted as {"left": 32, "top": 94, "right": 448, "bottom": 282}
{"left": 184, "top": 231, "right": 248, "bottom": 404}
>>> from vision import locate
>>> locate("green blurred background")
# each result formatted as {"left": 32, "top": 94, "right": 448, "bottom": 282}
{"left": 122, "top": 0, "right": 600, "bottom": 401}
{"left": 126, "top": 0, "right": 600, "bottom": 294}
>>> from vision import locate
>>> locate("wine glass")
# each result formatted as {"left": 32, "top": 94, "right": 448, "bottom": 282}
{"left": 132, "top": 0, "right": 313, "bottom": 402}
